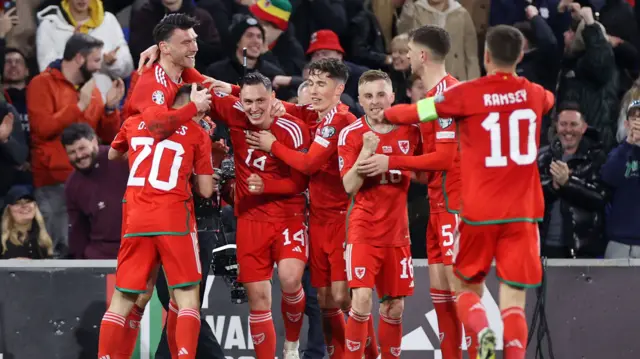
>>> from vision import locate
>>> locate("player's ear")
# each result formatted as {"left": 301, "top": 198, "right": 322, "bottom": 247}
{"left": 271, "top": 90, "right": 276, "bottom": 99}
{"left": 335, "top": 82, "right": 345, "bottom": 97}
{"left": 390, "top": 92, "right": 396, "bottom": 104}
{"left": 517, "top": 50, "right": 524, "bottom": 64}
{"left": 158, "top": 41, "right": 169, "bottom": 54}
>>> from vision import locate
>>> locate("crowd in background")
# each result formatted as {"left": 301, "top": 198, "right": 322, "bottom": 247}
{"left": 0, "top": 0, "right": 639, "bottom": 264}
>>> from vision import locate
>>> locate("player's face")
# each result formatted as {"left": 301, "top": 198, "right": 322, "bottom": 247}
{"left": 238, "top": 27, "right": 264, "bottom": 59}
{"left": 162, "top": 28, "right": 198, "bottom": 69}
{"left": 241, "top": 84, "right": 274, "bottom": 126}
{"left": 8, "top": 199, "right": 37, "bottom": 225}
{"left": 307, "top": 71, "right": 344, "bottom": 113}
{"left": 407, "top": 40, "right": 424, "bottom": 76}
{"left": 358, "top": 79, "right": 395, "bottom": 121}
{"left": 556, "top": 110, "right": 587, "bottom": 151}
{"left": 407, "top": 78, "right": 425, "bottom": 104}
{"left": 65, "top": 137, "right": 99, "bottom": 171}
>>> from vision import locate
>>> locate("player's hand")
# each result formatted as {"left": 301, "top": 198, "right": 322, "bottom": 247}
{"left": 78, "top": 78, "right": 96, "bottom": 111}
{"left": 203, "top": 76, "right": 233, "bottom": 94}
{"left": 0, "top": 111, "right": 14, "bottom": 143}
{"left": 103, "top": 46, "right": 120, "bottom": 66}
{"left": 105, "top": 78, "right": 126, "bottom": 109}
{"left": 269, "top": 99, "right": 286, "bottom": 118}
{"left": 137, "top": 44, "right": 160, "bottom": 74}
{"left": 362, "top": 131, "right": 380, "bottom": 153}
{"left": 550, "top": 160, "right": 571, "bottom": 187}
{"left": 247, "top": 173, "right": 264, "bottom": 195}
{"left": 357, "top": 154, "right": 389, "bottom": 177}
{"left": 245, "top": 130, "right": 276, "bottom": 152}
{"left": 525, "top": 5, "right": 539, "bottom": 19}
{"left": 191, "top": 84, "right": 212, "bottom": 113}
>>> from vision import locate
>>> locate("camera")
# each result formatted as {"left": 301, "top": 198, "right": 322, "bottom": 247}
{"left": 211, "top": 230, "right": 247, "bottom": 304}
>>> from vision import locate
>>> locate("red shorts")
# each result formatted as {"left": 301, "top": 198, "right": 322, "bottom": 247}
{"left": 345, "top": 243, "right": 414, "bottom": 299}
{"left": 236, "top": 218, "right": 308, "bottom": 283}
{"left": 115, "top": 230, "right": 202, "bottom": 293}
{"left": 426, "top": 211, "right": 460, "bottom": 265}
{"left": 454, "top": 221, "right": 542, "bottom": 288}
{"left": 309, "top": 217, "right": 347, "bottom": 288}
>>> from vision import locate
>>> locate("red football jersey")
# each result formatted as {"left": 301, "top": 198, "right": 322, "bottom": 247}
{"left": 338, "top": 117, "right": 421, "bottom": 247}
{"left": 425, "top": 72, "right": 554, "bottom": 224}
{"left": 111, "top": 115, "right": 214, "bottom": 236}
{"left": 279, "top": 103, "right": 357, "bottom": 220}
{"left": 210, "top": 92, "right": 311, "bottom": 221}
{"left": 421, "top": 74, "right": 462, "bottom": 213}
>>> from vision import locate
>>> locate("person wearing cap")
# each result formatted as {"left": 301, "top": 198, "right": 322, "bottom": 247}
{"left": 0, "top": 101, "right": 29, "bottom": 210}
{"left": 1, "top": 185, "right": 54, "bottom": 259}
{"left": 538, "top": 102, "right": 609, "bottom": 258}
{"left": 205, "top": 14, "right": 294, "bottom": 100}
{"left": 249, "top": 0, "right": 305, "bottom": 78}
{"left": 601, "top": 101, "right": 640, "bottom": 259}
{"left": 305, "top": 29, "right": 368, "bottom": 102}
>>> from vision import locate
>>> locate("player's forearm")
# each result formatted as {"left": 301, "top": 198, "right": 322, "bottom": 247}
{"left": 142, "top": 103, "right": 198, "bottom": 141}
{"left": 262, "top": 176, "right": 308, "bottom": 195}
{"left": 385, "top": 99, "right": 440, "bottom": 125}
{"left": 108, "top": 148, "right": 127, "bottom": 161}
{"left": 343, "top": 149, "right": 373, "bottom": 195}
{"left": 271, "top": 141, "right": 327, "bottom": 175}
{"left": 388, "top": 143, "right": 456, "bottom": 171}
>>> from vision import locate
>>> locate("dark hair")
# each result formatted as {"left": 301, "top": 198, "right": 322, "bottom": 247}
{"left": 307, "top": 58, "right": 349, "bottom": 84}
{"left": 408, "top": 25, "right": 451, "bottom": 61}
{"left": 407, "top": 73, "right": 422, "bottom": 87}
{"left": 557, "top": 101, "right": 582, "bottom": 115}
{"left": 62, "top": 34, "right": 104, "bottom": 61}
{"left": 61, "top": 123, "right": 96, "bottom": 146}
{"left": 153, "top": 13, "right": 200, "bottom": 44}
{"left": 4, "top": 47, "right": 26, "bottom": 61}
{"left": 176, "top": 83, "right": 206, "bottom": 98}
{"left": 241, "top": 72, "right": 272, "bottom": 91}
{"left": 358, "top": 69, "right": 392, "bottom": 87}
{"left": 485, "top": 25, "right": 524, "bottom": 67}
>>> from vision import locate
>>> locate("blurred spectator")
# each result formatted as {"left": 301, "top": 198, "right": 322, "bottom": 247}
{"left": 0, "top": 102, "right": 29, "bottom": 209}
{"left": 249, "top": 0, "right": 306, "bottom": 77}
{"left": 129, "top": 0, "right": 222, "bottom": 73}
{"left": 345, "top": 0, "right": 391, "bottom": 70}
{"left": 3, "top": 48, "right": 30, "bottom": 142}
{"left": 616, "top": 78, "right": 640, "bottom": 142}
{"left": 7, "top": 0, "right": 39, "bottom": 60}
{"left": 36, "top": 0, "right": 133, "bottom": 100}
{"left": 396, "top": 0, "right": 480, "bottom": 81}
{"left": 288, "top": 0, "right": 348, "bottom": 50}
{"left": 297, "top": 80, "right": 310, "bottom": 105}
{"left": 406, "top": 73, "right": 425, "bottom": 104}
{"left": 514, "top": 5, "right": 560, "bottom": 92}
{"left": 0, "top": 8, "right": 19, "bottom": 80}
{"left": 306, "top": 29, "right": 367, "bottom": 103}
{"left": 602, "top": 101, "right": 640, "bottom": 258}
{"left": 62, "top": 123, "right": 127, "bottom": 259}
{"left": 196, "top": 0, "right": 233, "bottom": 46}
{"left": 1, "top": 185, "right": 54, "bottom": 259}
{"left": 458, "top": 0, "right": 490, "bottom": 64}
{"left": 206, "top": 14, "right": 292, "bottom": 99}
{"left": 26, "top": 33, "right": 124, "bottom": 256}
{"left": 556, "top": 7, "right": 618, "bottom": 150}
{"left": 538, "top": 103, "right": 609, "bottom": 258}
{"left": 388, "top": 34, "right": 411, "bottom": 104}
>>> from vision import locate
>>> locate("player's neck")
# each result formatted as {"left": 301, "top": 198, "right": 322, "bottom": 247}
{"left": 488, "top": 66, "right": 517, "bottom": 76}
{"left": 158, "top": 57, "right": 184, "bottom": 83}
{"left": 256, "top": 116, "right": 274, "bottom": 130}
{"left": 317, "top": 100, "right": 341, "bottom": 120}
{"left": 421, "top": 66, "right": 447, "bottom": 93}
{"left": 365, "top": 115, "right": 394, "bottom": 133}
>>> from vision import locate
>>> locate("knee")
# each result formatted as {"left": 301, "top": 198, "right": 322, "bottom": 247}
{"left": 248, "top": 287, "right": 271, "bottom": 310}
{"left": 173, "top": 286, "right": 201, "bottom": 310}
{"left": 331, "top": 290, "right": 349, "bottom": 309}
{"left": 351, "top": 289, "right": 372, "bottom": 313}
{"left": 279, "top": 271, "right": 302, "bottom": 293}
{"left": 380, "top": 298, "right": 404, "bottom": 319}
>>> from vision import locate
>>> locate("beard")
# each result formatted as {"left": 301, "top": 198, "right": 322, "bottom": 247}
{"left": 79, "top": 62, "right": 94, "bottom": 83}
{"left": 72, "top": 149, "right": 99, "bottom": 173}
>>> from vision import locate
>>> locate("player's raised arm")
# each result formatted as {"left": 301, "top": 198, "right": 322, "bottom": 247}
{"left": 384, "top": 82, "right": 467, "bottom": 125}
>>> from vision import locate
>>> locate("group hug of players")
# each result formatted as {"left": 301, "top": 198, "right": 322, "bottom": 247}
{"left": 96, "top": 12, "right": 554, "bottom": 359}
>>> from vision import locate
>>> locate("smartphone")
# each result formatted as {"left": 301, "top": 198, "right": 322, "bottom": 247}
{"left": 1, "top": 0, "right": 16, "bottom": 12}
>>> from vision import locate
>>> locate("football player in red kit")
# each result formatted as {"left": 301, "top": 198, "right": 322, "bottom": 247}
{"left": 244, "top": 59, "right": 379, "bottom": 359}
{"left": 385, "top": 25, "right": 555, "bottom": 359}
{"left": 338, "top": 70, "right": 421, "bottom": 359}
{"left": 358, "top": 26, "right": 469, "bottom": 359}
{"left": 207, "top": 72, "right": 311, "bottom": 359}
{"left": 99, "top": 84, "right": 215, "bottom": 359}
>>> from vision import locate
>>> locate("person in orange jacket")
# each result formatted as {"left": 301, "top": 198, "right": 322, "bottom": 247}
{"left": 26, "top": 33, "right": 125, "bottom": 257}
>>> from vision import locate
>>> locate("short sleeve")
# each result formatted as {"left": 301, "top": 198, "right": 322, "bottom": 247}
{"left": 337, "top": 127, "right": 361, "bottom": 178}
{"left": 110, "top": 123, "right": 129, "bottom": 153}
{"left": 417, "top": 82, "right": 468, "bottom": 122}
{"left": 194, "top": 130, "right": 215, "bottom": 175}
{"left": 543, "top": 89, "right": 555, "bottom": 114}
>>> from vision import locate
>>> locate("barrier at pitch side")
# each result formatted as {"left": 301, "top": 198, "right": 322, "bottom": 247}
{"left": 0, "top": 259, "right": 638, "bottom": 359}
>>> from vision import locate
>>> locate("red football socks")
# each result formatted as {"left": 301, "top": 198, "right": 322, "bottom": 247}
{"left": 378, "top": 312, "right": 403, "bottom": 359}
{"left": 322, "top": 308, "right": 346, "bottom": 358}
{"left": 456, "top": 291, "right": 489, "bottom": 335}
{"left": 502, "top": 307, "right": 527, "bottom": 359}
{"left": 174, "top": 308, "right": 200, "bottom": 359}
{"left": 344, "top": 309, "right": 369, "bottom": 359}
{"left": 97, "top": 311, "right": 127, "bottom": 358}
{"left": 167, "top": 301, "right": 179, "bottom": 357}
{"left": 431, "top": 288, "right": 462, "bottom": 359}
{"left": 463, "top": 323, "right": 478, "bottom": 359}
{"left": 364, "top": 315, "right": 379, "bottom": 359}
{"left": 118, "top": 304, "right": 144, "bottom": 357}
{"left": 249, "top": 310, "right": 277, "bottom": 359}
{"left": 282, "top": 286, "right": 306, "bottom": 342}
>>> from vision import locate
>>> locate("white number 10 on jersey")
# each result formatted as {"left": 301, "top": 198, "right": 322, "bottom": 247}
{"left": 481, "top": 109, "right": 537, "bottom": 167}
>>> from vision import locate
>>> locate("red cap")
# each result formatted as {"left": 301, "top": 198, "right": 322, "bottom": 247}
{"left": 306, "top": 30, "right": 344, "bottom": 55}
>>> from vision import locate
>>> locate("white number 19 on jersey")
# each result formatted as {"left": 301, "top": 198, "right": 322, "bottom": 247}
{"left": 481, "top": 109, "right": 537, "bottom": 167}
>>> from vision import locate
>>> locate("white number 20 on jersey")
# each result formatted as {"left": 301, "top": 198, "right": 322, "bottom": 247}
{"left": 481, "top": 109, "right": 537, "bottom": 167}
{"left": 128, "top": 136, "right": 185, "bottom": 191}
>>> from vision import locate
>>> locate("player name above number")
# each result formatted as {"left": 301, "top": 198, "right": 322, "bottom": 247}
{"left": 483, "top": 90, "right": 527, "bottom": 107}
